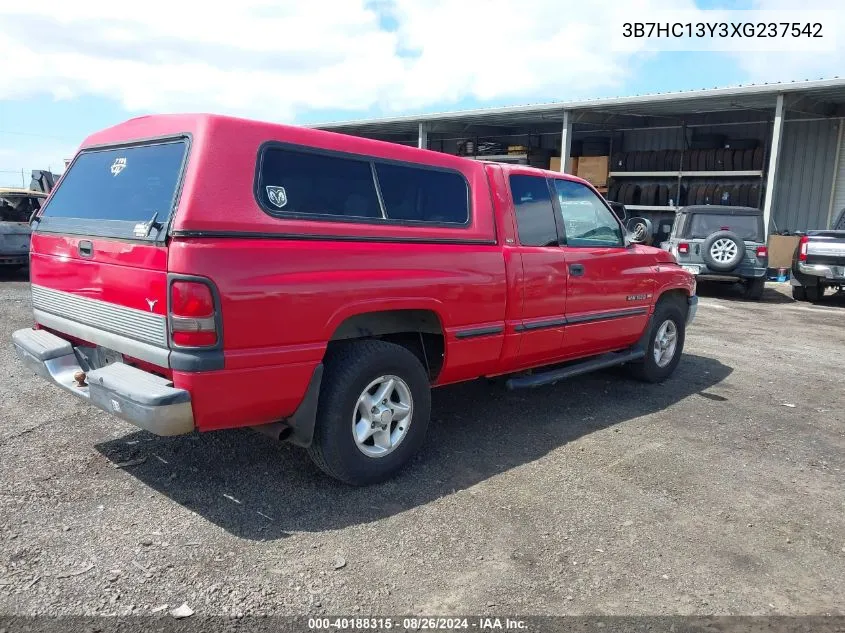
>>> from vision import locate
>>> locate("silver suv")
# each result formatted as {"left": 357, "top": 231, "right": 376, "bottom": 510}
{"left": 661, "top": 205, "right": 768, "bottom": 300}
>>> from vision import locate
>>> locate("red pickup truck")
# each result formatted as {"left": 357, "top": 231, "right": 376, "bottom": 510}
{"left": 12, "top": 114, "right": 697, "bottom": 485}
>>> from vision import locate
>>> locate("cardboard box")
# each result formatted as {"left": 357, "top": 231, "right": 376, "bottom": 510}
{"left": 549, "top": 156, "right": 578, "bottom": 174}
{"left": 767, "top": 234, "right": 800, "bottom": 269}
{"left": 574, "top": 156, "right": 609, "bottom": 187}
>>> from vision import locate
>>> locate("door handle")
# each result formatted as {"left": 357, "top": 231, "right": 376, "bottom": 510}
{"left": 569, "top": 263, "right": 585, "bottom": 276}
{"left": 78, "top": 240, "right": 93, "bottom": 258}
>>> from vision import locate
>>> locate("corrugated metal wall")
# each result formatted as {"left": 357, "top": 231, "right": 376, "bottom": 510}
{"left": 828, "top": 121, "right": 845, "bottom": 228}
{"left": 771, "top": 119, "right": 840, "bottom": 232}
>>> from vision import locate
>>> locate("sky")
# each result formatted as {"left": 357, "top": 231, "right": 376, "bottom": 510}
{"left": 1, "top": 0, "right": 843, "bottom": 187}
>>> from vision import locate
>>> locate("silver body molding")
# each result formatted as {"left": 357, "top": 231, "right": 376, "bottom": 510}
{"left": 31, "top": 284, "right": 168, "bottom": 347}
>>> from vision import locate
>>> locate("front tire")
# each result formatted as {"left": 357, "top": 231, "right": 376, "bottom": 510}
{"left": 308, "top": 340, "right": 431, "bottom": 486}
{"left": 627, "top": 299, "right": 686, "bottom": 383}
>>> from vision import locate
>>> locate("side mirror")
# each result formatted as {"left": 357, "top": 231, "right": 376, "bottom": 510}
{"left": 626, "top": 216, "right": 653, "bottom": 245}
{"left": 607, "top": 201, "right": 627, "bottom": 223}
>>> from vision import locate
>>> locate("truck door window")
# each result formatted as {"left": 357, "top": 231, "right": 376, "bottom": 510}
{"left": 509, "top": 175, "right": 559, "bottom": 247}
{"left": 552, "top": 179, "right": 623, "bottom": 247}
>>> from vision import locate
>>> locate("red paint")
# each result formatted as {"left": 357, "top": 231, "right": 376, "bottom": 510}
{"left": 29, "top": 113, "right": 695, "bottom": 433}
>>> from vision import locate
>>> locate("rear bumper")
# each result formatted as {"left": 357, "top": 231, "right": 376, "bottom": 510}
{"left": 796, "top": 262, "right": 845, "bottom": 282}
{"left": 12, "top": 327, "right": 194, "bottom": 436}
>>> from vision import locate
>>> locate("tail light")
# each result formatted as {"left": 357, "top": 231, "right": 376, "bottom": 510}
{"left": 170, "top": 280, "right": 218, "bottom": 347}
{"left": 677, "top": 242, "right": 690, "bottom": 255}
{"left": 798, "top": 235, "right": 809, "bottom": 262}
{"left": 756, "top": 245, "right": 768, "bottom": 258}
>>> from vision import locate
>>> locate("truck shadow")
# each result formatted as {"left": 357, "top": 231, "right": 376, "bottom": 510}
{"left": 95, "top": 352, "right": 731, "bottom": 540}
{"left": 695, "top": 280, "right": 793, "bottom": 304}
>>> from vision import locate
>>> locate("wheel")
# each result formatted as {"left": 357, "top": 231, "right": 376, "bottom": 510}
{"left": 805, "top": 283, "right": 823, "bottom": 302}
{"left": 307, "top": 340, "right": 431, "bottom": 486}
{"left": 743, "top": 277, "right": 765, "bottom": 300}
{"left": 701, "top": 230, "right": 745, "bottom": 272}
{"left": 627, "top": 299, "right": 686, "bottom": 383}
{"left": 791, "top": 285, "right": 807, "bottom": 301}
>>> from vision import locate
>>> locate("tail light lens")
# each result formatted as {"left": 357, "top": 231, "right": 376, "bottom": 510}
{"left": 798, "top": 235, "right": 809, "bottom": 262}
{"left": 756, "top": 245, "right": 768, "bottom": 258}
{"left": 170, "top": 280, "right": 218, "bottom": 347}
{"left": 677, "top": 242, "right": 690, "bottom": 255}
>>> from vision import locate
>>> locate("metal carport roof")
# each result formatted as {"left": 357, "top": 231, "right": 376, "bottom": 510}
{"left": 312, "top": 77, "right": 845, "bottom": 136}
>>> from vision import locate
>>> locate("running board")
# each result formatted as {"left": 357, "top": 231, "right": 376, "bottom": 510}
{"left": 505, "top": 348, "right": 645, "bottom": 390}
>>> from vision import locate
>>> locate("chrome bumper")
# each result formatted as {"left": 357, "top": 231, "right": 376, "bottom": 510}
{"left": 797, "top": 262, "right": 845, "bottom": 281}
{"left": 12, "top": 328, "right": 194, "bottom": 436}
{"left": 687, "top": 296, "right": 698, "bottom": 325}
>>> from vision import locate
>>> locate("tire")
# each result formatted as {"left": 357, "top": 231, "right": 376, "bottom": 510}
{"left": 697, "top": 150, "right": 709, "bottom": 172}
{"left": 805, "top": 283, "right": 823, "bottom": 302}
{"left": 738, "top": 183, "right": 751, "bottom": 207}
{"left": 743, "top": 277, "right": 765, "bottom": 300}
{"left": 702, "top": 230, "right": 745, "bottom": 272}
{"left": 729, "top": 139, "right": 759, "bottom": 151}
{"left": 634, "top": 152, "right": 648, "bottom": 171}
{"left": 791, "top": 285, "right": 807, "bottom": 301}
{"left": 627, "top": 299, "right": 686, "bottom": 383}
{"left": 611, "top": 153, "right": 627, "bottom": 171}
{"left": 307, "top": 340, "right": 432, "bottom": 486}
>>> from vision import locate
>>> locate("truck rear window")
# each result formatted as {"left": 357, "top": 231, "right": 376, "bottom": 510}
{"left": 37, "top": 140, "right": 188, "bottom": 239}
{"left": 688, "top": 214, "right": 762, "bottom": 241}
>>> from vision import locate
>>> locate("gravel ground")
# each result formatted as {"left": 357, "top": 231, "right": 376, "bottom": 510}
{"left": 1, "top": 270, "right": 843, "bottom": 617}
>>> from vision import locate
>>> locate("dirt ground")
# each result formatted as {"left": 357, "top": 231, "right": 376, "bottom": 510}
{"left": 1, "top": 271, "right": 843, "bottom": 617}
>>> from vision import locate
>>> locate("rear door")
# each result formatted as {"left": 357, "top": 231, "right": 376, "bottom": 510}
{"left": 29, "top": 138, "right": 189, "bottom": 368}
{"left": 550, "top": 178, "right": 653, "bottom": 356}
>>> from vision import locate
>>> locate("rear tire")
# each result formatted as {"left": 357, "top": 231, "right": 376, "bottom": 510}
{"left": 308, "top": 340, "right": 431, "bottom": 486}
{"left": 805, "top": 283, "right": 823, "bottom": 303}
{"left": 627, "top": 299, "right": 686, "bottom": 383}
{"left": 743, "top": 277, "right": 765, "bottom": 300}
{"left": 792, "top": 285, "right": 807, "bottom": 301}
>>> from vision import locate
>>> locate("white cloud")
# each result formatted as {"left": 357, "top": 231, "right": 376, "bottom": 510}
{"left": 0, "top": 0, "right": 841, "bottom": 162}
{"left": 0, "top": 0, "right": 703, "bottom": 125}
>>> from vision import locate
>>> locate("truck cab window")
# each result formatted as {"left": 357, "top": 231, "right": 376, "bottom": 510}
{"left": 509, "top": 175, "right": 559, "bottom": 247}
{"left": 553, "top": 179, "right": 623, "bottom": 247}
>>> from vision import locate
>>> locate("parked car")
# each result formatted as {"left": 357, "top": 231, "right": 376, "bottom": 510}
{"left": 790, "top": 207, "right": 845, "bottom": 301}
{"left": 661, "top": 205, "right": 768, "bottom": 300}
{"left": 0, "top": 188, "right": 47, "bottom": 269}
{"left": 12, "top": 114, "right": 697, "bottom": 485}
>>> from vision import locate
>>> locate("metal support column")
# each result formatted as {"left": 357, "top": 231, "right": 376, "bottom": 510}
{"left": 762, "top": 94, "right": 785, "bottom": 239}
{"left": 560, "top": 111, "right": 573, "bottom": 173}
{"left": 418, "top": 123, "right": 428, "bottom": 150}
